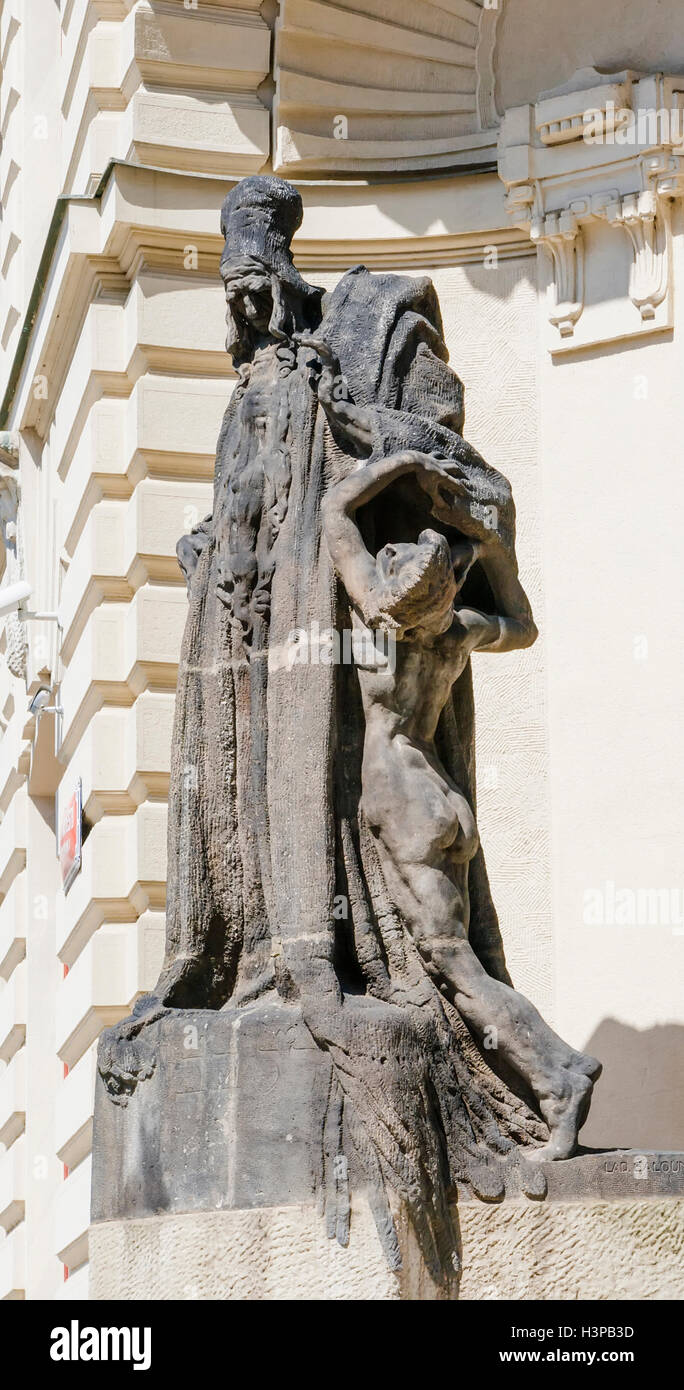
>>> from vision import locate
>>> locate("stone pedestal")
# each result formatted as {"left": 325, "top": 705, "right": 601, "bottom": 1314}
{"left": 90, "top": 999, "right": 684, "bottom": 1300}
{"left": 91, "top": 999, "right": 331, "bottom": 1221}
{"left": 90, "top": 998, "right": 448, "bottom": 1298}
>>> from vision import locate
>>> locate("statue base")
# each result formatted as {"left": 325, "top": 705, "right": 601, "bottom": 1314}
{"left": 90, "top": 998, "right": 684, "bottom": 1301}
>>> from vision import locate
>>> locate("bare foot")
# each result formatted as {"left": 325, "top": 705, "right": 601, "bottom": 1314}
{"left": 530, "top": 1064, "right": 599, "bottom": 1162}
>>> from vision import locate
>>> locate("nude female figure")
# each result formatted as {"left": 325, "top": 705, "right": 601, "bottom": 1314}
{"left": 321, "top": 447, "right": 600, "bottom": 1160}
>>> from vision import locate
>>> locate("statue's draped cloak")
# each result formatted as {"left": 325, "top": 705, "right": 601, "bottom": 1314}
{"left": 163, "top": 267, "right": 547, "bottom": 1275}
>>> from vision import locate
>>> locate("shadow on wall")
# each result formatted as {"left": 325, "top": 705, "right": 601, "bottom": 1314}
{"left": 580, "top": 1018, "right": 684, "bottom": 1152}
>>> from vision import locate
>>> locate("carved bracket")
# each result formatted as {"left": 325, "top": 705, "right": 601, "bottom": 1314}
{"left": 601, "top": 191, "right": 669, "bottom": 321}
{"left": 530, "top": 210, "right": 584, "bottom": 338}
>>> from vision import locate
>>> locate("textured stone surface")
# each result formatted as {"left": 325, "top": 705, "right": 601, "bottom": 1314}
{"left": 89, "top": 1194, "right": 684, "bottom": 1301}
{"left": 92, "top": 1000, "right": 333, "bottom": 1222}
{"left": 458, "top": 1196, "right": 684, "bottom": 1301}
{"left": 89, "top": 1200, "right": 438, "bottom": 1302}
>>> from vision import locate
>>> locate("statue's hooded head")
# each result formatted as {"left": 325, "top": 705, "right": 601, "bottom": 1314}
{"left": 219, "top": 176, "right": 323, "bottom": 364}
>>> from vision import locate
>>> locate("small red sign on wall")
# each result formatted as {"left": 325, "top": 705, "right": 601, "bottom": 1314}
{"left": 59, "top": 777, "right": 82, "bottom": 893}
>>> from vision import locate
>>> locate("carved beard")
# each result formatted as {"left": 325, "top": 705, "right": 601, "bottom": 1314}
{"left": 214, "top": 342, "right": 297, "bottom": 641}
{"left": 224, "top": 268, "right": 305, "bottom": 365}
{"left": 216, "top": 266, "right": 321, "bottom": 637}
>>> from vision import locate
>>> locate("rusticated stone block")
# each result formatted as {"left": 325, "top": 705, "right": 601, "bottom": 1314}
{"left": 92, "top": 999, "right": 333, "bottom": 1223}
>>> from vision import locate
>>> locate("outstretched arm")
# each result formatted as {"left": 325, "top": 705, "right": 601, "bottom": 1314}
{"left": 321, "top": 452, "right": 431, "bottom": 613}
{"left": 459, "top": 540, "right": 537, "bottom": 653}
{"left": 438, "top": 492, "right": 537, "bottom": 653}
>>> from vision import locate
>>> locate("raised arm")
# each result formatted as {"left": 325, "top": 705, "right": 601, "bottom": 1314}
{"left": 462, "top": 537, "right": 538, "bottom": 653}
{"left": 321, "top": 452, "right": 427, "bottom": 613}
{"left": 434, "top": 491, "right": 537, "bottom": 653}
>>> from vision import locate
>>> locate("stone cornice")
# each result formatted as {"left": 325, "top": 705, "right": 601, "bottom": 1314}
{"left": 295, "top": 228, "right": 532, "bottom": 271}
{"left": 498, "top": 69, "right": 684, "bottom": 352}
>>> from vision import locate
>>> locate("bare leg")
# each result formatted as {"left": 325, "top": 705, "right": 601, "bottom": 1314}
{"left": 430, "top": 935, "right": 600, "bottom": 1159}
{"left": 378, "top": 850, "right": 600, "bottom": 1158}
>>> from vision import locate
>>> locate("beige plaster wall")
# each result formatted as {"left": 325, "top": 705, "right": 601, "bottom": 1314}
{"left": 539, "top": 206, "right": 684, "bottom": 1151}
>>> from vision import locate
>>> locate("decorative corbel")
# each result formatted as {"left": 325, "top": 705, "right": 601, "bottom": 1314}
{"left": 503, "top": 182, "right": 536, "bottom": 223}
{"left": 652, "top": 153, "right": 684, "bottom": 200}
{"left": 603, "top": 191, "right": 669, "bottom": 321}
{"left": 531, "top": 209, "right": 585, "bottom": 338}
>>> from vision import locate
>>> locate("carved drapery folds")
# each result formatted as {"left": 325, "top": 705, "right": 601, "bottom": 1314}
{"left": 499, "top": 69, "right": 684, "bottom": 352}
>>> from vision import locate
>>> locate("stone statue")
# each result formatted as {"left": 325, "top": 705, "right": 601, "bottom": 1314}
{"left": 319, "top": 441, "right": 599, "bottom": 1161}
{"left": 98, "top": 174, "right": 601, "bottom": 1282}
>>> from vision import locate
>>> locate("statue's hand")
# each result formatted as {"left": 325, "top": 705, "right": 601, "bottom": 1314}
{"left": 176, "top": 518, "right": 212, "bottom": 593}
{"left": 301, "top": 336, "right": 375, "bottom": 455}
{"left": 411, "top": 455, "right": 472, "bottom": 510}
{"left": 300, "top": 336, "right": 349, "bottom": 409}
{"left": 412, "top": 458, "right": 504, "bottom": 547}
{"left": 97, "top": 994, "right": 166, "bottom": 1106}
{"left": 410, "top": 454, "right": 468, "bottom": 486}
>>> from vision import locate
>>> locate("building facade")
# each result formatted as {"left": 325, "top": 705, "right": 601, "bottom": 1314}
{"left": 1, "top": 0, "right": 683, "bottom": 1298}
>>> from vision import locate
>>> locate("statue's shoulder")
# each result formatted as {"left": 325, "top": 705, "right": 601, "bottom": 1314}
{"left": 320, "top": 265, "right": 449, "bottom": 406}
{"left": 323, "top": 265, "right": 443, "bottom": 335}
